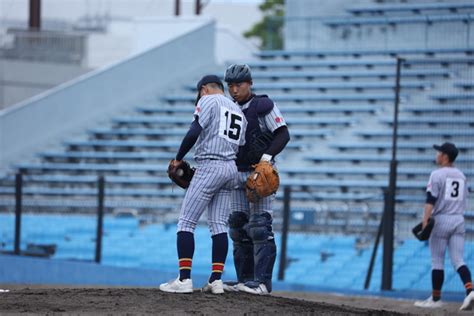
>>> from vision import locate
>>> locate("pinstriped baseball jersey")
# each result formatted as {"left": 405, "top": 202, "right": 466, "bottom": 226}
{"left": 177, "top": 93, "right": 247, "bottom": 236}
{"left": 193, "top": 94, "right": 247, "bottom": 160}
{"left": 427, "top": 167, "right": 468, "bottom": 216}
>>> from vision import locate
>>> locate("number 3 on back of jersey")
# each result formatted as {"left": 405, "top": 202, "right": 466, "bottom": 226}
{"left": 445, "top": 177, "right": 465, "bottom": 201}
{"left": 219, "top": 107, "right": 243, "bottom": 144}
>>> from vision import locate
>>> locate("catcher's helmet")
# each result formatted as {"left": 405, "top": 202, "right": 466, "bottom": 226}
{"left": 224, "top": 64, "right": 252, "bottom": 83}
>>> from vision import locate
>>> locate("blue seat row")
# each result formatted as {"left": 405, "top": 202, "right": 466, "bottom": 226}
{"left": 355, "top": 129, "right": 474, "bottom": 138}
{"left": 244, "top": 57, "right": 474, "bottom": 70}
{"left": 15, "top": 162, "right": 169, "bottom": 173}
{"left": 162, "top": 93, "right": 399, "bottom": 104}
{"left": 256, "top": 47, "right": 474, "bottom": 59}
{"left": 137, "top": 104, "right": 378, "bottom": 115}
{"left": 38, "top": 151, "right": 176, "bottom": 162}
{"left": 380, "top": 116, "right": 474, "bottom": 125}
{"left": 281, "top": 165, "right": 470, "bottom": 177}
{"left": 347, "top": 2, "right": 474, "bottom": 15}
{"left": 430, "top": 93, "right": 474, "bottom": 102}
{"left": 404, "top": 104, "right": 474, "bottom": 113}
{"left": 454, "top": 81, "right": 474, "bottom": 90}
{"left": 248, "top": 69, "right": 450, "bottom": 80}
{"left": 331, "top": 141, "right": 474, "bottom": 152}
{"left": 87, "top": 127, "right": 333, "bottom": 139}
{"left": 185, "top": 81, "right": 431, "bottom": 91}
{"left": 324, "top": 14, "right": 474, "bottom": 27}
{"left": 0, "top": 197, "right": 176, "bottom": 210}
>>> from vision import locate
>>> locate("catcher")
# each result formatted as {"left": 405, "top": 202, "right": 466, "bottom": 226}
{"left": 160, "top": 75, "right": 247, "bottom": 294}
{"left": 224, "top": 64, "right": 290, "bottom": 295}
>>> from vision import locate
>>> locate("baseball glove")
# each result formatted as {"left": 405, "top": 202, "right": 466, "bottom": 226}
{"left": 412, "top": 217, "right": 435, "bottom": 241}
{"left": 246, "top": 161, "right": 279, "bottom": 203}
{"left": 167, "top": 159, "right": 195, "bottom": 189}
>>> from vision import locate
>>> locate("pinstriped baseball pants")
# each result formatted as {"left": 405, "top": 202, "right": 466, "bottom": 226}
{"left": 430, "top": 214, "right": 466, "bottom": 270}
{"left": 177, "top": 160, "right": 238, "bottom": 236}
{"left": 230, "top": 171, "right": 274, "bottom": 216}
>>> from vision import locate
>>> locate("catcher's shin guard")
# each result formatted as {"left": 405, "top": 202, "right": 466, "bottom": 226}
{"left": 233, "top": 241, "right": 254, "bottom": 283}
{"left": 247, "top": 212, "right": 276, "bottom": 292}
{"left": 253, "top": 239, "right": 276, "bottom": 292}
{"left": 228, "top": 212, "right": 254, "bottom": 283}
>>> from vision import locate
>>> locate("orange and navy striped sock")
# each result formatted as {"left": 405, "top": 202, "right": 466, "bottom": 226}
{"left": 179, "top": 258, "right": 192, "bottom": 280}
{"left": 177, "top": 231, "right": 194, "bottom": 281}
{"left": 457, "top": 265, "right": 473, "bottom": 295}
{"left": 210, "top": 263, "right": 225, "bottom": 283}
{"left": 464, "top": 282, "right": 472, "bottom": 295}
{"left": 209, "top": 233, "right": 228, "bottom": 283}
{"left": 432, "top": 269, "right": 444, "bottom": 301}
{"left": 432, "top": 290, "right": 441, "bottom": 301}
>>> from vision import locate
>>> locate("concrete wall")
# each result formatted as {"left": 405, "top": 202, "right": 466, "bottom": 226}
{"left": 0, "top": 60, "right": 90, "bottom": 110}
{"left": 0, "top": 21, "right": 216, "bottom": 171}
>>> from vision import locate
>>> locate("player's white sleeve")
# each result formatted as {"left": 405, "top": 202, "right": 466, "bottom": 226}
{"left": 263, "top": 104, "right": 287, "bottom": 133}
{"left": 194, "top": 96, "right": 214, "bottom": 128}
{"left": 427, "top": 171, "right": 440, "bottom": 198}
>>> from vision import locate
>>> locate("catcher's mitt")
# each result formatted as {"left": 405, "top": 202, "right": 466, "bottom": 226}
{"left": 412, "top": 217, "right": 435, "bottom": 241}
{"left": 246, "top": 161, "right": 279, "bottom": 203}
{"left": 167, "top": 159, "right": 195, "bottom": 189}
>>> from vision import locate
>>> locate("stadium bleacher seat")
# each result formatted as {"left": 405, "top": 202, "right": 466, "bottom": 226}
{"left": 355, "top": 129, "right": 474, "bottom": 139}
{"left": 163, "top": 93, "right": 400, "bottom": 104}
{"left": 256, "top": 47, "right": 474, "bottom": 59}
{"left": 248, "top": 69, "right": 450, "bottom": 80}
{"left": 430, "top": 93, "right": 474, "bottom": 103}
{"left": 454, "top": 81, "right": 474, "bottom": 90}
{"left": 38, "top": 151, "right": 176, "bottom": 162}
{"left": 380, "top": 116, "right": 474, "bottom": 125}
{"left": 185, "top": 81, "right": 432, "bottom": 92}
{"left": 331, "top": 141, "right": 474, "bottom": 153}
{"left": 404, "top": 104, "right": 474, "bottom": 114}
{"left": 324, "top": 14, "right": 474, "bottom": 28}
{"left": 347, "top": 2, "right": 474, "bottom": 16}
{"left": 244, "top": 57, "right": 474, "bottom": 70}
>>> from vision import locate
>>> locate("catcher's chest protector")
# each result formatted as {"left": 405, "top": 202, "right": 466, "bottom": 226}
{"left": 237, "top": 97, "right": 267, "bottom": 168}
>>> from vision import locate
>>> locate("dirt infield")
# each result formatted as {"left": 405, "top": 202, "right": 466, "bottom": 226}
{"left": 0, "top": 287, "right": 467, "bottom": 315}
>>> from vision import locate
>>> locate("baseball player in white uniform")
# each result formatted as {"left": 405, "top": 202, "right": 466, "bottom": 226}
{"left": 414, "top": 142, "right": 473, "bottom": 310}
{"left": 160, "top": 75, "right": 247, "bottom": 294}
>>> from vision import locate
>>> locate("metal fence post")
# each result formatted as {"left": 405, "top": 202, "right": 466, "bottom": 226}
{"left": 95, "top": 175, "right": 105, "bottom": 263}
{"left": 14, "top": 172, "right": 23, "bottom": 255}
{"left": 364, "top": 197, "right": 385, "bottom": 290}
{"left": 381, "top": 57, "right": 403, "bottom": 291}
{"left": 278, "top": 186, "right": 291, "bottom": 281}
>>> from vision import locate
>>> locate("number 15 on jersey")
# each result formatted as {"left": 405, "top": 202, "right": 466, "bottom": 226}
{"left": 219, "top": 107, "right": 244, "bottom": 144}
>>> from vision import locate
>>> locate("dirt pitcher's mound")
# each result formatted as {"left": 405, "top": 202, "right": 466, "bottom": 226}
{"left": 0, "top": 288, "right": 410, "bottom": 315}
